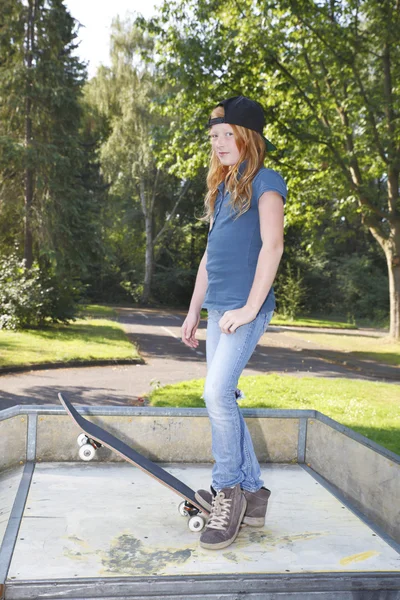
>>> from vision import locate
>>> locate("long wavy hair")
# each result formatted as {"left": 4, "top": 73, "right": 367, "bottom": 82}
{"left": 202, "top": 105, "right": 266, "bottom": 222}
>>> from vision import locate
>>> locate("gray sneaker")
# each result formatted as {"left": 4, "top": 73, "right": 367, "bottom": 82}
{"left": 199, "top": 484, "right": 247, "bottom": 550}
{"left": 196, "top": 485, "right": 271, "bottom": 527}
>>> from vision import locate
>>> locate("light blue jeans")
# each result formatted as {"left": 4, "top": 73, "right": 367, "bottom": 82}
{"left": 203, "top": 308, "right": 274, "bottom": 493}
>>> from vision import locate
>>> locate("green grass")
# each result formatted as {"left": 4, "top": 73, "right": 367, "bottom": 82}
{"left": 0, "top": 318, "right": 140, "bottom": 368}
{"left": 199, "top": 310, "right": 358, "bottom": 329}
{"left": 271, "top": 314, "right": 358, "bottom": 329}
{"left": 149, "top": 375, "right": 400, "bottom": 456}
{"left": 77, "top": 304, "right": 117, "bottom": 319}
{"left": 276, "top": 330, "right": 400, "bottom": 367}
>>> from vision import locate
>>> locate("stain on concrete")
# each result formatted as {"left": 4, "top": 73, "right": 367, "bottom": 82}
{"left": 66, "top": 535, "right": 90, "bottom": 549}
{"left": 235, "top": 529, "right": 328, "bottom": 550}
{"left": 340, "top": 550, "right": 380, "bottom": 566}
{"left": 63, "top": 548, "right": 84, "bottom": 561}
{"left": 101, "top": 533, "right": 193, "bottom": 575}
{"left": 222, "top": 551, "right": 238, "bottom": 562}
{"left": 63, "top": 535, "right": 94, "bottom": 561}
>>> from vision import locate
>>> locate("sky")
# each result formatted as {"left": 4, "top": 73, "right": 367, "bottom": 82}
{"left": 64, "top": 0, "right": 162, "bottom": 79}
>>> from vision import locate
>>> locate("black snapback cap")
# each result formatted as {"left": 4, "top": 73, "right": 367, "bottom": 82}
{"left": 207, "top": 95, "right": 277, "bottom": 151}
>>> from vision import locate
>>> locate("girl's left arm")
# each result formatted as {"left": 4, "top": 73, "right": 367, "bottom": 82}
{"left": 245, "top": 190, "right": 285, "bottom": 316}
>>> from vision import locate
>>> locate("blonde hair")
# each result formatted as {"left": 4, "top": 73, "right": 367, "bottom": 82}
{"left": 202, "top": 105, "right": 266, "bottom": 222}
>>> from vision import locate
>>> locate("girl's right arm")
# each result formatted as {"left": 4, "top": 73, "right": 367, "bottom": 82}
{"left": 187, "top": 248, "right": 208, "bottom": 315}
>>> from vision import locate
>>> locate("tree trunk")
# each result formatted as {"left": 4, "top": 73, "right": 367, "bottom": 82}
{"left": 24, "top": 0, "right": 36, "bottom": 269}
{"left": 361, "top": 207, "right": 400, "bottom": 340}
{"left": 24, "top": 165, "right": 33, "bottom": 269}
{"left": 139, "top": 176, "right": 156, "bottom": 305}
{"left": 142, "top": 212, "right": 153, "bottom": 304}
{"left": 367, "top": 220, "right": 400, "bottom": 340}
{"left": 384, "top": 242, "right": 400, "bottom": 340}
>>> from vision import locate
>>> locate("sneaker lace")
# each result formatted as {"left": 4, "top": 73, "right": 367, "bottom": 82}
{"left": 206, "top": 491, "right": 232, "bottom": 531}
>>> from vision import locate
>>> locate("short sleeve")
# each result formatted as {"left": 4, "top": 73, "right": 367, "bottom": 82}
{"left": 253, "top": 168, "right": 287, "bottom": 205}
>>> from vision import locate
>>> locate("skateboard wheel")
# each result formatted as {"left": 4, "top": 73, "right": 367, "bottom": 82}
{"left": 178, "top": 501, "right": 188, "bottom": 517}
{"left": 77, "top": 434, "right": 88, "bottom": 447}
{"left": 188, "top": 515, "right": 205, "bottom": 532}
{"left": 79, "top": 444, "right": 96, "bottom": 461}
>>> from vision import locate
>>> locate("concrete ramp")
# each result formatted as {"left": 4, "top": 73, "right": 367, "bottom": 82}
{"left": 2, "top": 462, "right": 400, "bottom": 599}
{"left": 0, "top": 404, "right": 399, "bottom": 599}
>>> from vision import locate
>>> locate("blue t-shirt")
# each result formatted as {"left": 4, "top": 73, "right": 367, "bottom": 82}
{"left": 202, "top": 163, "right": 287, "bottom": 315}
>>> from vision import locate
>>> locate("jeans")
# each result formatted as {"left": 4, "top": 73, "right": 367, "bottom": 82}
{"left": 203, "top": 308, "right": 274, "bottom": 493}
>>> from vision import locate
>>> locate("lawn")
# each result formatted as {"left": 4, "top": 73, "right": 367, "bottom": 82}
{"left": 199, "top": 309, "right": 399, "bottom": 367}
{"left": 270, "top": 314, "right": 358, "bottom": 329}
{"left": 276, "top": 329, "right": 400, "bottom": 366}
{"left": 149, "top": 374, "right": 400, "bottom": 456}
{"left": 199, "top": 310, "right": 359, "bottom": 329}
{"left": 0, "top": 308, "right": 140, "bottom": 369}
{"left": 77, "top": 304, "right": 118, "bottom": 319}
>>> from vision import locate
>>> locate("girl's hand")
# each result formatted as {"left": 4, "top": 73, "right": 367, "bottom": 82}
{"left": 219, "top": 306, "right": 258, "bottom": 334}
{"left": 181, "top": 311, "right": 201, "bottom": 348}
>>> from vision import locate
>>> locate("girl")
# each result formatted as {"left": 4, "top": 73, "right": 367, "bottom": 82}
{"left": 181, "top": 95, "right": 286, "bottom": 550}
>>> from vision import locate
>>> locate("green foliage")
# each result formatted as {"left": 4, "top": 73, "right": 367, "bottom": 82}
{"left": 136, "top": 0, "right": 400, "bottom": 334}
{"left": 120, "top": 281, "right": 145, "bottom": 304}
{"left": 274, "top": 247, "right": 389, "bottom": 321}
{"left": 0, "top": 0, "right": 105, "bottom": 293}
{"left": 1, "top": 0, "right": 397, "bottom": 328}
{"left": 0, "top": 254, "right": 43, "bottom": 330}
{"left": 82, "top": 17, "right": 208, "bottom": 305}
{"left": 152, "top": 268, "right": 197, "bottom": 306}
{"left": 275, "top": 263, "right": 305, "bottom": 320}
{"left": 336, "top": 254, "right": 389, "bottom": 321}
{"left": 0, "top": 252, "right": 79, "bottom": 330}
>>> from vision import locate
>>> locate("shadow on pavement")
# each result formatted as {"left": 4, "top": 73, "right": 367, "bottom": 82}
{"left": 0, "top": 387, "right": 137, "bottom": 409}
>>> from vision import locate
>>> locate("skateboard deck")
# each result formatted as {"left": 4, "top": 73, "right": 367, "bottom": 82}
{"left": 58, "top": 393, "right": 210, "bottom": 526}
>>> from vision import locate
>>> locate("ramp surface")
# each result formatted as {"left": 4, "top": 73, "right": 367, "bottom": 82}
{"left": 3, "top": 462, "right": 400, "bottom": 599}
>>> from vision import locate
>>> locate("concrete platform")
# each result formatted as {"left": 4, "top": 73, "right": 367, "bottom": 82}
{"left": 1, "top": 404, "right": 400, "bottom": 598}
{"left": 1, "top": 462, "right": 400, "bottom": 599}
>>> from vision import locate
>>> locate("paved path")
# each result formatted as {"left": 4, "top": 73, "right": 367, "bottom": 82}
{"left": 0, "top": 307, "right": 398, "bottom": 409}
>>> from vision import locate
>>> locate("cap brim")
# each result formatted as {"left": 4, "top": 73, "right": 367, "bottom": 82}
{"left": 262, "top": 135, "right": 277, "bottom": 151}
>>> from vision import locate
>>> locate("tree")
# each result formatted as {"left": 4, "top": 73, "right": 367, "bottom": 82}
{"left": 138, "top": 0, "right": 400, "bottom": 338}
{"left": 0, "top": 0, "right": 94, "bottom": 281}
{"left": 86, "top": 16, "right": 190, "bottom": 303}
{"left": 0, "top": 1, "right": 26, "bottom": 255}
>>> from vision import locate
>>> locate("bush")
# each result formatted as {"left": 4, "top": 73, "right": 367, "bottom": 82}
{"left": 276, "top": 250, "right": 389, "bottom": 322}
{"left": 0, "top": 252, "right": 80, "bottom": 330}
{"left": 335, "top": 254, "right": 389, "bottom": 320}
{"left": 152, "top": 268, "right": 197, "bottom": 306}
{"left": 120, "top": 280, "right": 144, "bottom": 303}
{"left": 275, "top": 263, "right": 306, "bottom": 319}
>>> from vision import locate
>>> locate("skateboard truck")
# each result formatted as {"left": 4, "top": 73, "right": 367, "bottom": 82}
{"left": 179, "top": 500, "right": 201, "bottom": 517}
{"left": 178, "top": 501, "right": 206, "bottom": 531}
{"left": 77, "top": 433, "right": 102, "bottom": 461}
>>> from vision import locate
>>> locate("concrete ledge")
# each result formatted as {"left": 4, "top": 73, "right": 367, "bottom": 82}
{"left": 306, "top": 419, "right": 400, "bottom": 543}
{"left": 34, "top": 414, "right": 300, "bottom": 463}
{"left": 4, "top": 572, "right": 400, "bottom": 599}
{"left": 0, "top": 417, "right": 26, "bottom": 471}
{"left": 0, "top": 405, "right": 317, "bottom": 419}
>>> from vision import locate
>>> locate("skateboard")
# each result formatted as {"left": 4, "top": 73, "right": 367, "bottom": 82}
{"left": 58, "top": 392, "right": 210, "bottom": 531}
